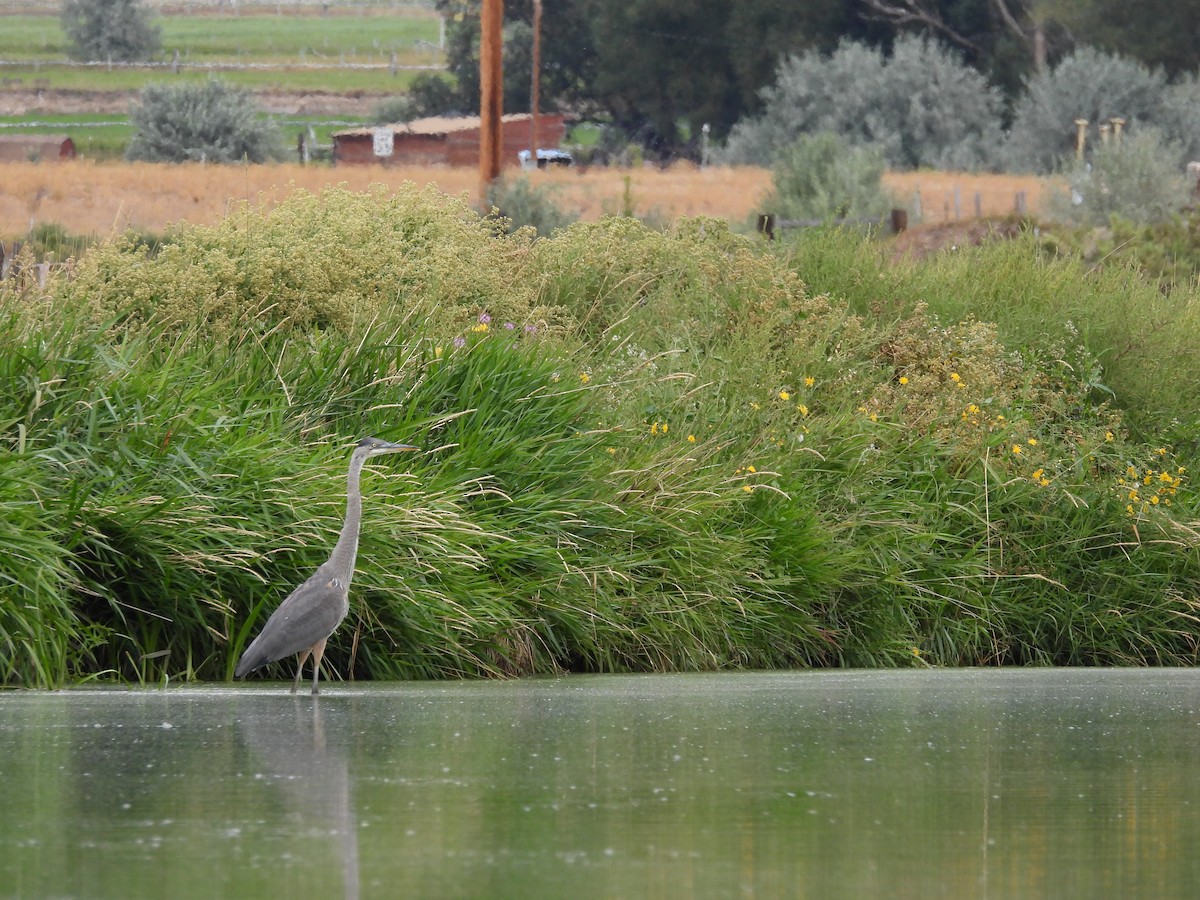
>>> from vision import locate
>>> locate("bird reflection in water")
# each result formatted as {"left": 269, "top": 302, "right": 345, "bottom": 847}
{"left": 237, "top": 697, "right": 360, "bottom": 900}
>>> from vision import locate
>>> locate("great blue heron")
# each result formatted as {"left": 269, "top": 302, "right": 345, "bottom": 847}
{"left": 235, "top": 437, "right": 418, "bottom": 694}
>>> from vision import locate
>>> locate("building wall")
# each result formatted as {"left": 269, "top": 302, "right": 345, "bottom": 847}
{"left": 0, "top": 136, "right": 76, "bottom": 162}
{"left": 334, "top": 116, "right": 566, "bottom": 167}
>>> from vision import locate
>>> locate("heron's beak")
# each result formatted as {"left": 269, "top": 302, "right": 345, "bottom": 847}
{"left": 377, "top": 442, "right": 420, "bottom": 454}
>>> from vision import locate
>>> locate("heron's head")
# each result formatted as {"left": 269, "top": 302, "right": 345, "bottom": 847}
{"left": 358, "top": 437, "right": 420, "bottom": 456}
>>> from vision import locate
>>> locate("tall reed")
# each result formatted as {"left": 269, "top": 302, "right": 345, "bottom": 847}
{"left": 2, "top": 188, "right": 1198, "bottom": 687}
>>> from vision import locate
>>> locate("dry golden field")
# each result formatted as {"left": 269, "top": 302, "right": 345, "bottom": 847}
{"left": 0, "top": 160, "right": 1050, "bottom": 242}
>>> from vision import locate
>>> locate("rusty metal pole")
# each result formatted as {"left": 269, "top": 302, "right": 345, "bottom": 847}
{"left": 529, "top": 0, "right": 542, "bottom": 165}
{"left": 479, "top": 0, "right": 504, "bottom": 201}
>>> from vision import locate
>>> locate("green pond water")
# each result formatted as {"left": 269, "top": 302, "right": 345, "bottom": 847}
{"left": 3, "top": 669, "right": 1200, "bottom": 899}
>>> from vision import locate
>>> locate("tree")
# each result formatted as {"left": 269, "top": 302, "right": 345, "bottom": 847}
{"left": 126, "top": 80, "right": 281, "bottom": 164}
{"left": 1073, "top": 0, "right": 1200, "bottom": 78}
{"left": 722, "top": 36, "right": 1004, "bottom": 171}
{"left": 859, "top": 0, "right": 1082, "bottom": 75}
{"left": 1002, "top": 47, "right": 1174, "bottom": 174}
{"left": 424, "top": 0, "right": 868, "bottom": 159}
{"left": 61, "top": 0, "right": 161, "bottom": 63}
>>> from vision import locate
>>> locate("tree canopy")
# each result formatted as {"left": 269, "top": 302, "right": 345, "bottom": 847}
{"left": 425, "top": 0, "right": 1199, "bottom": 161}
{"left": 61, "top": 0, "right": 161, "bottom": 63}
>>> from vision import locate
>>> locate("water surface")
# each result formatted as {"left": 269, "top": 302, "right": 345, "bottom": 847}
{"left": 3, "top": 669, "right": 1200, "bottom": 898}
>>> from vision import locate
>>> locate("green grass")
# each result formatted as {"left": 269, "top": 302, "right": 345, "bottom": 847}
{"left": 0, "top": 12, "right": 443, "bottom": 65}
{"left": 0, "top": 112, "right": 371, "bottom": 161}
{"left": 0, "top": 113, "right": 133, "bottom": 159}
{"left": 3, "top": 190, "right": 1199, "bottom": 688}
{"left": 0, "top": 63, "right": 426, "bottom": 93}
{"left": 779, "top": 225, "right": 1200, "bottom": 441}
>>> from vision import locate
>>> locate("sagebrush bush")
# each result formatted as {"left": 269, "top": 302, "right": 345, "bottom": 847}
{"left": 1002, "top": 47, "right": 1197, "bottom": 175}
{"left": 127, "top": 78, "right": 281, "bottom": 164}
{"left": 762, "top": 132, "right": 894, "bottom": 223}
{"left": 61, "top": 0, "right": 160, "bottom": 63}
{"left": 1045, "top": 128, "right": 1190, "bottom": 226}
{"left": 722, "top": 35, "right": 1003, "bottom": 171}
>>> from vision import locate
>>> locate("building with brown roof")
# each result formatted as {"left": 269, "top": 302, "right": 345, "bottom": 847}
{"left": 332, "top": 114, "right": 566, "bottom": 167}
{"left": 0, "top": 134, "right": 76, "bottom": 162}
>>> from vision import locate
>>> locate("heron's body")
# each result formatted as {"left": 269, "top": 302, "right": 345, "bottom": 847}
{"left": 235, "top": 437, "right": 417, "bottom": 694}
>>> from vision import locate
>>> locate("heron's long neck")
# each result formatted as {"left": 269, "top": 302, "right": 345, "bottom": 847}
{"left": 328, "top": 452, "right": 367, "bottom": 583}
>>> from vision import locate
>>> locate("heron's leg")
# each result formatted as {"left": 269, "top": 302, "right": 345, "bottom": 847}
{"left": 309, "top": 637, "right": 328, "bottom": 696}
{"left": 291, "top": 648, "right": 312, "bottom": 694}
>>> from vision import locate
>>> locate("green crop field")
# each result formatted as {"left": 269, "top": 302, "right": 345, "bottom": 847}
{"left": 0, "top": 10, "right": 444, "bottom": 64}
{"left": 0, "top": 62, "right": 427, "bottom": 93}
{"left": 0, "top": 8, "right": 444, "bottom": 94}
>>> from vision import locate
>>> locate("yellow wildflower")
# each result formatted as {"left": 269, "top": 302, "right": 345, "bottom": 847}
{"left": 805, "top": 377, "right": 815, "bottom": 388}
{"left": 899, "top": 376, "right": 909, "bottom": 385}
{"left": 779, "top": 390, "right": 791, "bottom": 401}
{"left": 687, "top": 434, "right": 697, "bottom": 443}
{"left": 798, "top": 404, "right": 809, "bottom": 417}
{"left": 580, "top": 372, "right": 591, "bottom": 384}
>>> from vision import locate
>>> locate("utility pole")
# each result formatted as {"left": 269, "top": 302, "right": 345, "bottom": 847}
{"left": 529, "top": 0, "right": 542, "bottom": 165}
{"left": 479, "top": 0, "right": 503, "bottom": 201}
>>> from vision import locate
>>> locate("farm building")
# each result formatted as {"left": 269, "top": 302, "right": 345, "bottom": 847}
{"left": 332, "top": 114, "right": 567, "bottom": 167}
{"left": 0, "top": 134, "right": 76, "bottom": 162}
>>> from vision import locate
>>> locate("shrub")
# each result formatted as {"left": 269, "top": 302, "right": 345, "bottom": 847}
{"left": 761, "top": 132, "right": 894, "bottom": 224}
{"left": 370, "top": 95, "right": 419, "bottom": 125}
{"left": 485, "top": 176, "right": 579, "bottom": 238}
{"left": 126, "top": 79, "right": 281, "bottom": 164}
{"left": 722, "top": 35, "right": 1004, "bottom": 171}
{"left": 1003, "top": 47, "right": 1178, "bottom": 175}
{"left": 61, "top": 0, "right": 160, "bottom": 63}
{"left": 1044, "top": 128, "right": 1191, "bottom": 227}
{"left": 59, "top": 183, "right": 565, "bottom": 337}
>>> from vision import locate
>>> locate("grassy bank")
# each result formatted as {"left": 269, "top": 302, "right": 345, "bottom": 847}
{"left": 2, "top": 185, "right": 1198, "bottom": 687}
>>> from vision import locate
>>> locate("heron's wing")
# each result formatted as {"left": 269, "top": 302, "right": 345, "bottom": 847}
{"left": 234, "top": 567, "right": 350, "bottom": 676}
